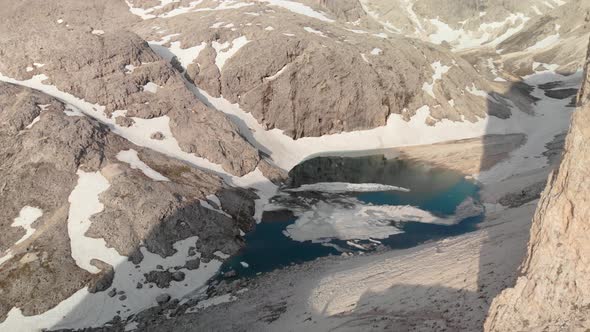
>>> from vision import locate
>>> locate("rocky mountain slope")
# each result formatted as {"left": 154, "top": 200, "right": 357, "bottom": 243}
{"left": 0, "top": 0, "right": 588, "bottom": 331}
{"left": 484, "top": 38, "right": 590, "bottom": 332}
{"left": 0, "top": 82, "right": 257, "bottom": 327}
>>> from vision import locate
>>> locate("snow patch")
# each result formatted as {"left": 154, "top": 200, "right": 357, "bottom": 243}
{"left": 422, "top": 61, "right": 451, "bottom": 98}
{"left": 200, "top": 194, "right": 231, "bottom": 218}
{"left": 63, "top": 105, "right": 84, "bottom": 117}
{"left": 526, "top": 34, "right": 560, "bottom": 51}
{"left": 210, "top": 21, "right": 225, "bottom": 28}
{"left": 192, "top": 1, "right": 251, "bottom": 13}
{"left": 370, "top": 48, "right": 382, "bottom": 55}
{"left": 213, "top": 36, "right": 249, "bottom": 70}
{"left": 192, "top": 84, "right": 525, "bottom": 172}
{"left": 285, "top": 182, "right": 410, "bottom": 193}
{"left": 283, "top": 197, "right": 483, "bottom": 242}
{"left": 125, "top": 0, "right": 206, "bottom": 19}
{"left": 264, "top": 63, "right": 289, "bottom": 81}
{"left": 466, "top": 83, "right": 488, "bottom": 98}
{"left": 26, "top": 116, "right": 40, "bottom": 128}
{"left": 303, "top": 26, "right": 326, "bottom": 37}
{"left": 478, "top": 67, "right": 582, "bottom": 184}
{"left": 11, "top": 206, "right": 43, "bottom": 245}
{"left": 1, "top": 235, "right": 223, "bottom": 330}
{"left": 168, "top": 41, "right": 206, "bottom": 69}
{"left": 68, "top": 170, "right": 120, "bottom": 273}
{"left": 116, "top": 149, "right": 170, "bottom": 181}
{"left": 428, "top": 13, "right": 529, "bottom": 51}
{"left": 258, "top": 0, "right": 334, "bottom": 22}
{"left": 162, "top": 0, "right": 205, "bottom": 17}
{"left": 143, "top": 82, "right": 159, "bottom": 93}
{"left": 345, "top": 28, "right": 368, "bottom": 34}
{"left": 188, "top": 293, "right": 237, "bottom": 312}
{"left": 0, "top": 253, "right": 13, "bottom": 266}
{"left": 213, "top": 251, "right": 230, "bottom": 259}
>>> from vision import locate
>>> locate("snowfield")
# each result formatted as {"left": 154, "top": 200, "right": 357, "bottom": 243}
{"left": 284, "top": 182, "right": 410, "bottom": 193}
{"left": 282, "top": 197, "right": 483, "bottom": 242}
{"left": 116, "top": 149, "right": 170, "bottom": 181}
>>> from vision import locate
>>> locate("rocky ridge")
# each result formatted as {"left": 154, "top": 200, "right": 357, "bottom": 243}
{"left": 484, "top": 38, "right": 590, "bottom": 332}
{"left": 0, "top": 82, "right": 256, "bottom": 325}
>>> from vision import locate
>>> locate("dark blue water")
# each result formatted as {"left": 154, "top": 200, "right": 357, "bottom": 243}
{"left": 221, "top": 155, "right": 483, "bottom": 278}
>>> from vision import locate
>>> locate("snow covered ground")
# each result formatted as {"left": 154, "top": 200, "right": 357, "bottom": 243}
{"left": 282, "top": 196, "right": 483, "bottom": 243}
{"left": 259, "top": 0, "right": 334, "bottom": 22}
{"left": 478, "top": 66, "right": 582, "bottom": 185}
{"left": 428, "top": 13, "right": 531, "bottom": 51}
{"left": 11, "top": 206, "right": 43, "bottom": 245}
{"left": 2, "top": 234, "right": 224, "bottom": 330}
{"left": 0, "top": 168, "right": 227, "bottom": 330}
{"left": 67, "top": 170, "right": 119, "bottom": 274}
{"left": 0, "top": 206, "right": 43, "bottom": 266}
{"left": 116, "top": 149, "right": 170, "bottom": 181}
{"left": 284, "top": 182, "right": 410, "bottom": 193}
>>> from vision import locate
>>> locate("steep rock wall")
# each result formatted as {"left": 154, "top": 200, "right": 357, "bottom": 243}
{"left": 484, "top": 39, "right": 590, "bottom": 331}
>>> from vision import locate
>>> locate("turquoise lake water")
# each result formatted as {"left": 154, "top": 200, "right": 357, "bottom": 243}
{"left": 221, "top": 155, "right": 483, "bottom": 277}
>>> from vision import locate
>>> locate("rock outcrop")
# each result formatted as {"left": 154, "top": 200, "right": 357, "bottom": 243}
{"left": 0, "top": 82, "right": 256, "bottom": 322}
{"left": 133, "top": 2, "right": 514, "bottom": 139}
{"left": 485, "top": 39, "right": 590, "bottom": 331}
{"left": 0, "top": 0, "right": 260, "bottom": 176}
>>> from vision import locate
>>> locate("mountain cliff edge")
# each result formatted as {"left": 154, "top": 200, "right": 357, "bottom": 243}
{"left": 485, "top": 38, "right": 590, "bottom": 332}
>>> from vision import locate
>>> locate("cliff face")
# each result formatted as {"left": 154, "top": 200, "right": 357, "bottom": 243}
{"left": 484, "top": 40, "right": 590, "bottom": 331}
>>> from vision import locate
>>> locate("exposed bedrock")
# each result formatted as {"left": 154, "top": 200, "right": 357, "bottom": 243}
{"left": 0, "top": 1, "right": 260, "bottom": 176}
{"left": 0, "top": 82, "right": 257, "bottom": 322}
{"left": 485, "top": 38, "right": 590, "bottom": 332}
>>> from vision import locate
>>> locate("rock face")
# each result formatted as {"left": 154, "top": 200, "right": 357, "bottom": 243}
{"left": 0, "top": 82, "right": 256, "bottom": 322}
{"left": 317, "top": 0, "right": 366, "bottom": 21}
{"left": 0, "top": 83, "right": 108, "bottom": 318}
{"left": 140, "top": 7, "right": 501, "bottom": 139}
{"left": 0, "top": 0, "right": 260, "bottom": 176}
{"left": 485, "top": 40, "right": 590, "bottom": 331}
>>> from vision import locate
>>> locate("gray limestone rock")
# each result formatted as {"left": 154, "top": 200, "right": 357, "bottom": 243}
{"left": 185, "top": 258, "right": 201, "bottom": 270}
{"left": 115, "top": 116, "right": 135, "bottom": 127}
{"left": 0, "top": 80, "right": 257, "bottom": 323}
{"left": 0, "top": 2, "right": 260, "bottom": 176}
{"left": 144, "top": 270, "right": 185, "bottom": 288}
{"left": 88, "top": 260, "right": 115, "bottom": 293}
{"left": 149, "top": 131, "right": 165, "bottom": 140}
{"left": 485, "top": 37, "right": 590, "bottom": 332}
{"left": 156, "top": 294, "right": 171, "bottom": 305}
